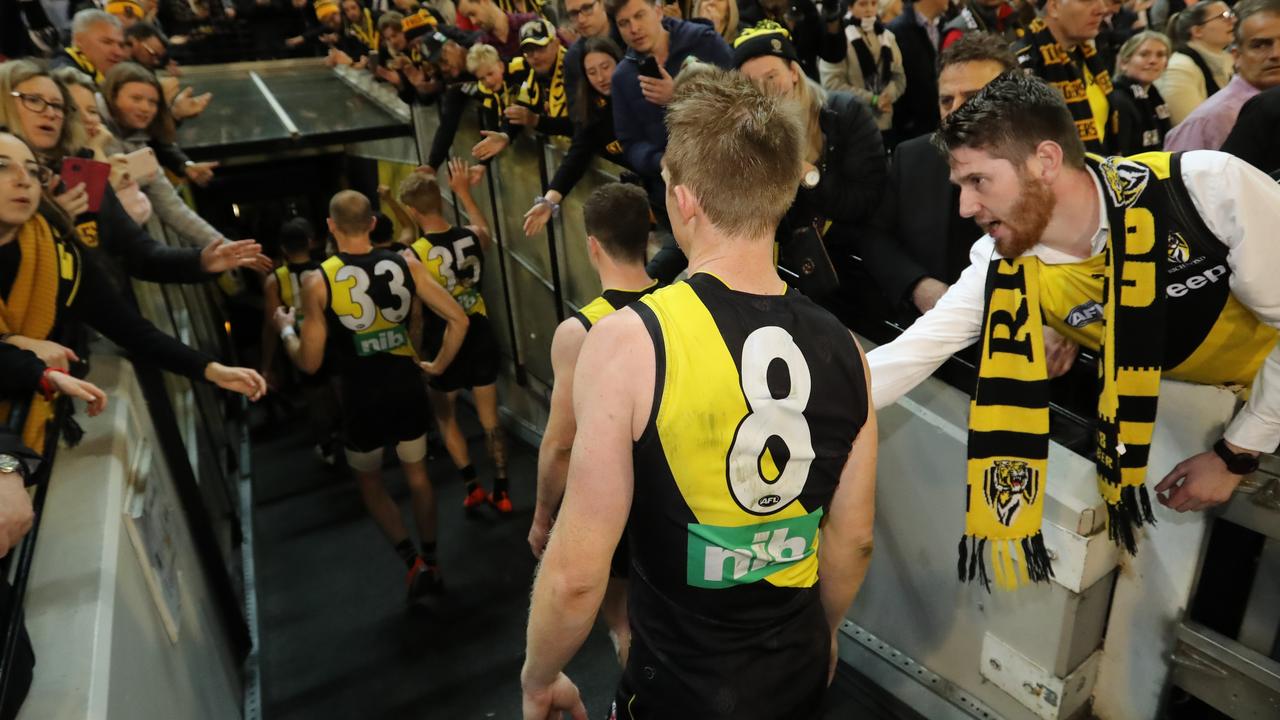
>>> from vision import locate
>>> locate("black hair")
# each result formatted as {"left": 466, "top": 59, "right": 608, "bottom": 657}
{"left": 279, "top": 217, "right": 315, "bottom": 256}
{"left": 371, "top": 212, "right": 394, "bottom": 246}
{"left": 583, "top": 182, "right": 652, "bottom": 265}
{"left": 572, "top": 36, "right": 624, "bottom": 126}
{"left": 937, "top": 31, "right": 1019, "bottom": 74}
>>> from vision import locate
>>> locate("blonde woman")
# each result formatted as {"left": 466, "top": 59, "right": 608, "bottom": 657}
{"left": 818, "top": 0, "right": 905, "bottom": 133}
{"left": 51, "top": 67, "right": 153, "bottom": 226}
{"left": 692, "top": 0, "right": 741, "bottom": 43}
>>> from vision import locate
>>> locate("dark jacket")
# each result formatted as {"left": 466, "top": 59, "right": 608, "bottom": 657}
{"left": 564, "top": 25, "right": 625, "bottom": 120}
{"left": 1112, "top": 77, "right": 1171, "bottom": 156}
{"left": 549, "top": 96, "right": 631, "bottom": 197}
{"left": 65, "top": 179, "right": 211, "bottom": 285}
{"left": 1221, "top": 85, "right": 1280, "bottom": 176}
{"left": 784, "top": 90, "right": 887, "bottom": 237}
{"left": 888, "top": 3, "right": 940, "bottom": 144}
{"left": 611, "top": 17, "right": 733, "bottom": 181}
{"left": 858, "top": 133, "right": 983, "bottom": 313}
{"left": 0, "top": 344, "right": 44, "bottom": 400}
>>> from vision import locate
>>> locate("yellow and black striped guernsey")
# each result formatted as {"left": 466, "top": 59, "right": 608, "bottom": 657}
{"left": 616, "top": 273, "right": 867, "bottom": 719}
{"left": 572, "top": 281, "right": 659, "bottom": 331}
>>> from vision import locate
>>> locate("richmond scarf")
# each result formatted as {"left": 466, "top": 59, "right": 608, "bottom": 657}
{"left": 1016, "top": 18, "right": 1114, "bottom": 154}
{"left": 0, "top": 216, "right": 62, "bottom": 451}
{"left": 518, "top": 46, "right": 567, "bottom": 119}
{"left": 961, "top": 155, "right": 1167, "bottom": 590}
{"left": 63, "top": 46, "right": 103, "bottom": 85}
{"left": 348, "top": 8, "right": 380, "bottom": 53}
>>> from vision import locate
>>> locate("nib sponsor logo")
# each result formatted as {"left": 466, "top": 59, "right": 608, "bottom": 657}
{"left": 686, "top": 509, "right": 823, "bottom": 589}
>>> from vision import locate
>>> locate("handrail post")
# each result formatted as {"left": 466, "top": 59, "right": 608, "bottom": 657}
{"left": 536, "top": 138, "right": 566, "bottom": 323}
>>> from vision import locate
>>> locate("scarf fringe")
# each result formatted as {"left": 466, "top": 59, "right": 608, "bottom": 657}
{"left": 1106, "top": 484, "right": 1157, "bottom": 554}
{"left": 958, "top": 533, "right": 1053, "bottom": 591}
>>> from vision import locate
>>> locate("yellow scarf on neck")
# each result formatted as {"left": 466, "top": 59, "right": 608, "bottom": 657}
{"left": 962, "top": 155, "right": 1167, "bottom": 591}
{"left": 349, "top": 8, "right": 380, "bottom": 53}
{"left": 64, "top": 46, "right": 103, "bottom": 84}
{"left": 0, "top": 216, "right": 62, "bottom": 450}
{"left": 518, "top": 46, "right": 567, "bottom": 118}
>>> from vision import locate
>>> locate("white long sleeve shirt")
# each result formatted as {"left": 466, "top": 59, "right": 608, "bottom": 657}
{"left": 867, "top": 150, "right": 1280, "bottom": 453}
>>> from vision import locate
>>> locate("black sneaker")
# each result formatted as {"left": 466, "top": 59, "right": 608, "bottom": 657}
{"left": 406, "top": 557, "right": 444, "bottom": 605}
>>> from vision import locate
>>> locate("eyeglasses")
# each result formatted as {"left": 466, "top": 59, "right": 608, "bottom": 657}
{"left": 9, "top": 91, "right": 66, "bottom": 117}
{"left": 0, "top": 157, "right": 53, "bottom": 186}
{"left": 1198, "top": 8, "right": 1234, "bottom": 25}
{"left": 566, "top": 0, "right": 598, "bottom": 19}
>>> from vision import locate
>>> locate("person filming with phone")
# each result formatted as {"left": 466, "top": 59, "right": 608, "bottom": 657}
{"left": 606, "top": 0, "right": 732, "bottom": 282}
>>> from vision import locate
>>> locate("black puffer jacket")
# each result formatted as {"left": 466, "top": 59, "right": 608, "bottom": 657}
{"left": 780, "top": 89, "right": 887, "bottom": 242}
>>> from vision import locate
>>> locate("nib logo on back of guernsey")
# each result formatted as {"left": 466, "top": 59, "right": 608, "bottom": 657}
{"left": 686, "top": 509, "right": 823, "bottom": 589}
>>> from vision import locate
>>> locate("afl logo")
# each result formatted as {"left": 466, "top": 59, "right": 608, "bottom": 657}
{"left": 1167, "top": 233, "right": 1191, "bottom": 265}
{"left": 758, "top": 495, "right": 782, "bottom": 508}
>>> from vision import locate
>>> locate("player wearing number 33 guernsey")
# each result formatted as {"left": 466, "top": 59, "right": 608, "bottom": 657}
{"left": 521, "top": 69, "right": 878, "bottom": 720}
{"left": 272, "top": 190, "right": 470, "bottom": 607}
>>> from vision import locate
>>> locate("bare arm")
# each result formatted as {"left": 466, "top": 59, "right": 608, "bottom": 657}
{"left": 406, "top": 253, "right": 469, "bottom": 375}
{"left": 818, "top": 337, "right": 878, "bottom": 635}
{"left": 522, "top": 310, "right": 651, "bottom": 709}
{"left": 530, "top": 319, "right": 588, "bottom": 558}
{"left": 381, "top": 189, "right": 420, "bottom": 247}
{"left": 280, "top": 271, "right": 328, "bottom": 375}
{"left": 447, "top": 157, "right": 492, "bottom": 251}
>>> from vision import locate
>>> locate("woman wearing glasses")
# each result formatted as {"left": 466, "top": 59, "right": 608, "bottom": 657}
{"left": 0, "top": 129, "right": 267, "bottom": 450}
{"left": 1157, "top": 2, "right": 1236, "bottom": 124}
{"left": 0, "top": 59, "right": 267, "bottom": 283}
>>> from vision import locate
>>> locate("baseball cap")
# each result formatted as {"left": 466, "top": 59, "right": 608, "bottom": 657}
{"left": 518, "top": 18, "right": 557, "bottom": 49}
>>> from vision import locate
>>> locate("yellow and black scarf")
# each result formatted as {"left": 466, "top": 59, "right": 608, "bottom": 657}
{"left": 1017, "top": 18, "right": 1114, "bottom": 154}
{"left": 516, "top": 46, "right": 567, "bottom": 119}
{"left": 63, "top": 46, "right": 103, "bottom": 85}
{"left": 347, "top": 8, "right": 380, "bottom": 54}
{"left": 962, "top": 154, "right": 1168, "bottom": 590}
{"left": 0, "top": 217, "right": 64, "bottom": 450}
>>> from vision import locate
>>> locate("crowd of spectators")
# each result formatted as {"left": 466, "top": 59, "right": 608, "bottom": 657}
{"left": 1, "top": 0, "right": 1279, "bottom": 713}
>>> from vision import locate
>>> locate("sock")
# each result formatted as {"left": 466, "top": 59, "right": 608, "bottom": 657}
{"left": 461, "top": 465, "right": 478, "bottom": 493}
{"left": 421, "top": 541, "right": 438, "bottom": 566}
{"left": 493, "top": 475, "right": 509, "bottom": 494}
{"left": 394, "top": 539, "right": 418, "bottom": 569}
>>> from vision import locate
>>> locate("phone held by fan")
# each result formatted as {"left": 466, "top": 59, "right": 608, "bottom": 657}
{"left": 638, "top": 55, "right": 663, "bottom": 79}
{"left": 59, "top": 156, "right": 112, "bottom": 213}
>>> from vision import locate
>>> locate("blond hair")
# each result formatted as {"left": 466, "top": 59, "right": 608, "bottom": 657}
{"left": 691, "top": 0, "right": 740, "bottom": 43}
{"left": 0, "top": 59, "right": 88, "bottom": 163}
{"left": 466, "top": 43, "right": 501, "bottom": 74}
{"left": 397, "top": 171, "right": 444, "bottom": 216}
{"left": 665, "top": 67, "right": 802, "bottom": 239}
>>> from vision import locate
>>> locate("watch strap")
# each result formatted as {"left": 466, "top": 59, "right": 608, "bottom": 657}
{"left": 1213, "top": 438, "right": 1260, "bottom": 475}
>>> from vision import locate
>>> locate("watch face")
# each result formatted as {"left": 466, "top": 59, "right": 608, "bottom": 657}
{"left": 0, "top": 454, "right": 21, "bottom": 474}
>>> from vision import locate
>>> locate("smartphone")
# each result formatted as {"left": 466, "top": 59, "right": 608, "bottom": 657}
{"left": 122, "top": 146, "right": 160, "bottom": 182}
{"left": 638, "top": 55, "right": 663, "bottom": 79}
{"left": 60, "top": 156, "right": 112, "bottom": 213}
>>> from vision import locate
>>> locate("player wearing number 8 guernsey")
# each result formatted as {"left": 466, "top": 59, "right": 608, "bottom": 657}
{"left": 522, "top": 69, "right": 878, "bottom": 719}
{"left": 272, "top": 190, "right": 470, "bottom": 606}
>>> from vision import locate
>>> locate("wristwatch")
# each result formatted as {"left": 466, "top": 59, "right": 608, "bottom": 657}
{"left": 801, "top": 167, "right": 821, "bottom": 189}
{"left": 1212, "top": 438, "right": 1260, "bottom": 475}
{"left": 0, "top": 453, "right": 24, "bottom": 477}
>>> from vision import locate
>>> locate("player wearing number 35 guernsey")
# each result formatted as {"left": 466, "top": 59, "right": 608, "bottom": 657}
{"left": 272, "top": 191, "right": 470, "bottom": 606}
{"left": 522, "top": 69, "right": 878, "bottom": 720}
{"left": 398, "top": 163, "right": 516, "bottom": 515}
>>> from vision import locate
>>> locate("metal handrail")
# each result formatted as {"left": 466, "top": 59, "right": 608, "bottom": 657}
{"left": 0, "top": 394, "right": 69, "bottom": 712}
